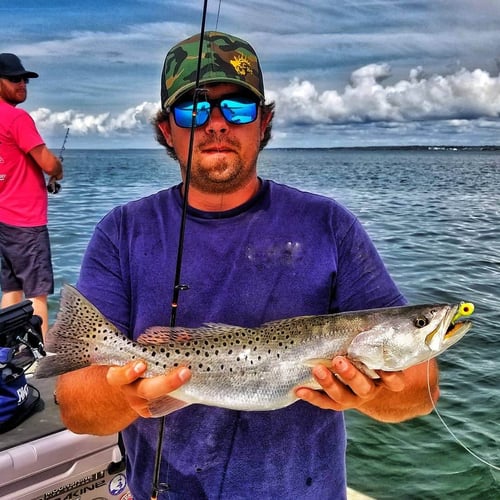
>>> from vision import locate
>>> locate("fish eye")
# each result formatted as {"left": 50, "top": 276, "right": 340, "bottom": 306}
{"left": 414, "top": 316, "right": 430, "bottom": 328}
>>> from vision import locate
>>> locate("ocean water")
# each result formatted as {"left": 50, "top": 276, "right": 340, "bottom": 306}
{"left": 45, "top": 148, "right": 499, "bottom": 499}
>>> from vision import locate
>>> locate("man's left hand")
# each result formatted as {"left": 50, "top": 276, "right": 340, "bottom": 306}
{"left": 296, "top": 356, "right": 405, "bottom": 412}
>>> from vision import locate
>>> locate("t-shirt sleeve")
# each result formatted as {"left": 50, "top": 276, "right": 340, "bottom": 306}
{"left": 331, "top": 215, "right": 406, "bottom": 312}
{"left": 76, "top": 208, "right": 131, "bottom": 336}
{"left": 10, "top": 112, "right": 45, "bottom": 153}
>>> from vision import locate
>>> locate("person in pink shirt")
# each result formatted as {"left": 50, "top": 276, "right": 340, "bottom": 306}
{"left": 0, "top": 53, "right": 63, "bottom": 335}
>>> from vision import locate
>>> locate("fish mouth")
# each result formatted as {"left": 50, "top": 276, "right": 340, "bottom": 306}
{"left": 444, "top": 319, "right": 472, "bottom": 340}
{"left": 426, "top": 302, "right": 474, "bottom": 350}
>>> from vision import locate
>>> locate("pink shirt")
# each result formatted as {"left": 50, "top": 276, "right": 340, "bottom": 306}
{"left": 0, "top": 101, "right": 47, "bottom": 226}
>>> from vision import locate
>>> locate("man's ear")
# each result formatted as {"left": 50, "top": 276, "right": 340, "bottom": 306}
{"left": 158, "top": 119, "right": 173, "bottom": 147}
{"left": 260, "top": 109, "right": 273, "bottom": 141}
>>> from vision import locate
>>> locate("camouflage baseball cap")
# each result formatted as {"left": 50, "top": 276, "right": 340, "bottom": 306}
{"left": 161, "top": 31, "right": 265, "bottom": 109}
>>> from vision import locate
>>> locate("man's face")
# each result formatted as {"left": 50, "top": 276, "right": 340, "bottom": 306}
{"left": 0, "top": 76, "right": 28, "bottom": 105}
{"left": 160, "top": 83, "right": 271, "bottom": 195}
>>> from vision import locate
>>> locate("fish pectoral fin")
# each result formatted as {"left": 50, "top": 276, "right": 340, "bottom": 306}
{"left": 351, "top": 360, "right": 380, "bottom": 379}
{"left": 303, "top": 358, "right": 380, "bottom": 379}
{"left": 147, "top": 395, "right": 191, "bottom": 417}
{"left": 303, "top": 358, "right": 333, "bottom": 369}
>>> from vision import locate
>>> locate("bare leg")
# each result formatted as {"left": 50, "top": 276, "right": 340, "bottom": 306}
{"left": 27, "top": 295, "right": 49, "bottom": 337}
{"left": 1, "top": 290, "right": 24, "bottom": 308}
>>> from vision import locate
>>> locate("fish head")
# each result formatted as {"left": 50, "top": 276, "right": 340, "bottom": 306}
{"left": 347, "top": 302, "right": 473, "bottom": 373}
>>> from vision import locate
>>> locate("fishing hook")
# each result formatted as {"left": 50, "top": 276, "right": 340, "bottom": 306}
{"left": 150, "top": 1, "right": 210, "bottom": 498}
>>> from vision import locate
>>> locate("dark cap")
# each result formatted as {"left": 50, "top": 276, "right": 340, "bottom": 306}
{"left": 161, "top": 31, "right": 264, "bottom": 109}
{"left": 0, "top": 53, "right": 39, "bottom": 79}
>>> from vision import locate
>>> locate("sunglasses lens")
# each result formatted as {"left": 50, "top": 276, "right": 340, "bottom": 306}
{"left": 220, "top": 98, "right": 257, "bottom": 124}
{"left": 173, "top": 97, "right": 258, "bottom": 128}
{"left": 195, "top": 102, "right": 210, "bottom": 126}
{"left": 1, "top": 75, "right": 28, "bottom": 83}
{"left": 173, "top": 101, "right": 210, "bottom": 127}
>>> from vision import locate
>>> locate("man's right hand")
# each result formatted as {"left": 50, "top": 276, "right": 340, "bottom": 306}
{"left": 106, "top": 361, "right": 192, "bottom": 418}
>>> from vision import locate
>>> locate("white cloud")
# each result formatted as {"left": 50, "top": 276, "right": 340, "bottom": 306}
{"left": 31, "top": 102, "right": 159, "bottom": 137}
{"left": 273, "top": 65, "right": 500, "bottom": 125}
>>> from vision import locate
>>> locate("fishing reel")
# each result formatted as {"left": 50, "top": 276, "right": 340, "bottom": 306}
{"left": 0, "top": 300, "right": 46, "bottom": 372}
{"left": 47, "top": 179, "right": 61, "bottom": 194}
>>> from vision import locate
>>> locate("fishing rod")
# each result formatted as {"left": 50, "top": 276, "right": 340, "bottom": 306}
{"left": 47, "top": 127, "right": 69, "bottom": 194}
{"left": 150, "top": 1, "right": 210, "bottom": 497}
{"left": 59, "top": 127, "right": 70, "bottom": 159}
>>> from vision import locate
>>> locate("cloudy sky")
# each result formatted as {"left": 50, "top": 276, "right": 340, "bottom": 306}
{"left": 2, "top": 0, "right": 500, "bottom": 149}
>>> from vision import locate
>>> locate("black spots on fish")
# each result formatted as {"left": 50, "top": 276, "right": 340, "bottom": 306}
{"left": 260, "top": 327, "right": 294, "bottom": 351}
{"left": 149, "top": 323, "right": 297, "bottom": 374}
{"left": 195, "top": 362, "right": 210, "bottom": 372}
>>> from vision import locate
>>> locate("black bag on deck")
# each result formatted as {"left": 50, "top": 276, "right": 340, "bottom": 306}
{"left": 0, "top": 300, "right": 45, "bottom": 433}
{"left": 0, "top": 350, "right": 43, "bottom": 433}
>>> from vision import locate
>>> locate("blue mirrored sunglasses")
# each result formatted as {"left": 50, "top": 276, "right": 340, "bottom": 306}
{"left": 171, "top": 96, "right": 259, "bottom": 128}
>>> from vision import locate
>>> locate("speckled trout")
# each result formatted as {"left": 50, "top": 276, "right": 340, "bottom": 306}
{"left": 35, "top": 285, "right": 473, "bottom": 413}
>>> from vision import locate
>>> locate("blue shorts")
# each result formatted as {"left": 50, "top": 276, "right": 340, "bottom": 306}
{"left": 0, "top": 223, "right": 54, "bottom": 297}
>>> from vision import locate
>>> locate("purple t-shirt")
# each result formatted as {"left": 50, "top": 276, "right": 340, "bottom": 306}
{"left": 77, "top": 179, "right": 404, "bottom": 499}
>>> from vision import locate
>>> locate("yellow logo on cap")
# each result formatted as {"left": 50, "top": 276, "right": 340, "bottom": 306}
{"left": 230, "top": 54, "right": 253, "bottom": 76}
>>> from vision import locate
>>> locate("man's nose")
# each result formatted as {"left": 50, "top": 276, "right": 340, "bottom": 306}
{"left": 204, "top": 106, "right": 228, "bottom": 133}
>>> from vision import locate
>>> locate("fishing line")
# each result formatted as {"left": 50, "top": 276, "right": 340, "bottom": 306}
{"left": 214, "top": 0, "right": 222, "bottom": 30}
{"left": 150, "top": 1, "right": 211, "bottom": 498}
{"left": 426, "top": 360, "right": 499, "bottom": 471}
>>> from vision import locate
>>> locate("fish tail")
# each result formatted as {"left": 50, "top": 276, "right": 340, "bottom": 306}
{"left": 35, "top": 351, "right": 88, "bottom": 378}
{"left": 35, "top": 285, "right": 118, "bottom": 378}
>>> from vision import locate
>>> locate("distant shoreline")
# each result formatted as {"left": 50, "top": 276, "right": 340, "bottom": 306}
{"left": 63, "top": 145, "right": 500, "bottom": 152}
{"left": 319, "top": 145, "right": 500, "bottom": 151}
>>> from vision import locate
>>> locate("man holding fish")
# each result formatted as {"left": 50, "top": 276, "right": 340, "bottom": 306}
{"left": 52, "top": 32, "right": 459, "bottom": 499}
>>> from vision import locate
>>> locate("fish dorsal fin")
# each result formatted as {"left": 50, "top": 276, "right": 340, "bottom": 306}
{"left": 138, "top": 323, "right": 251, "bottom": 345}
